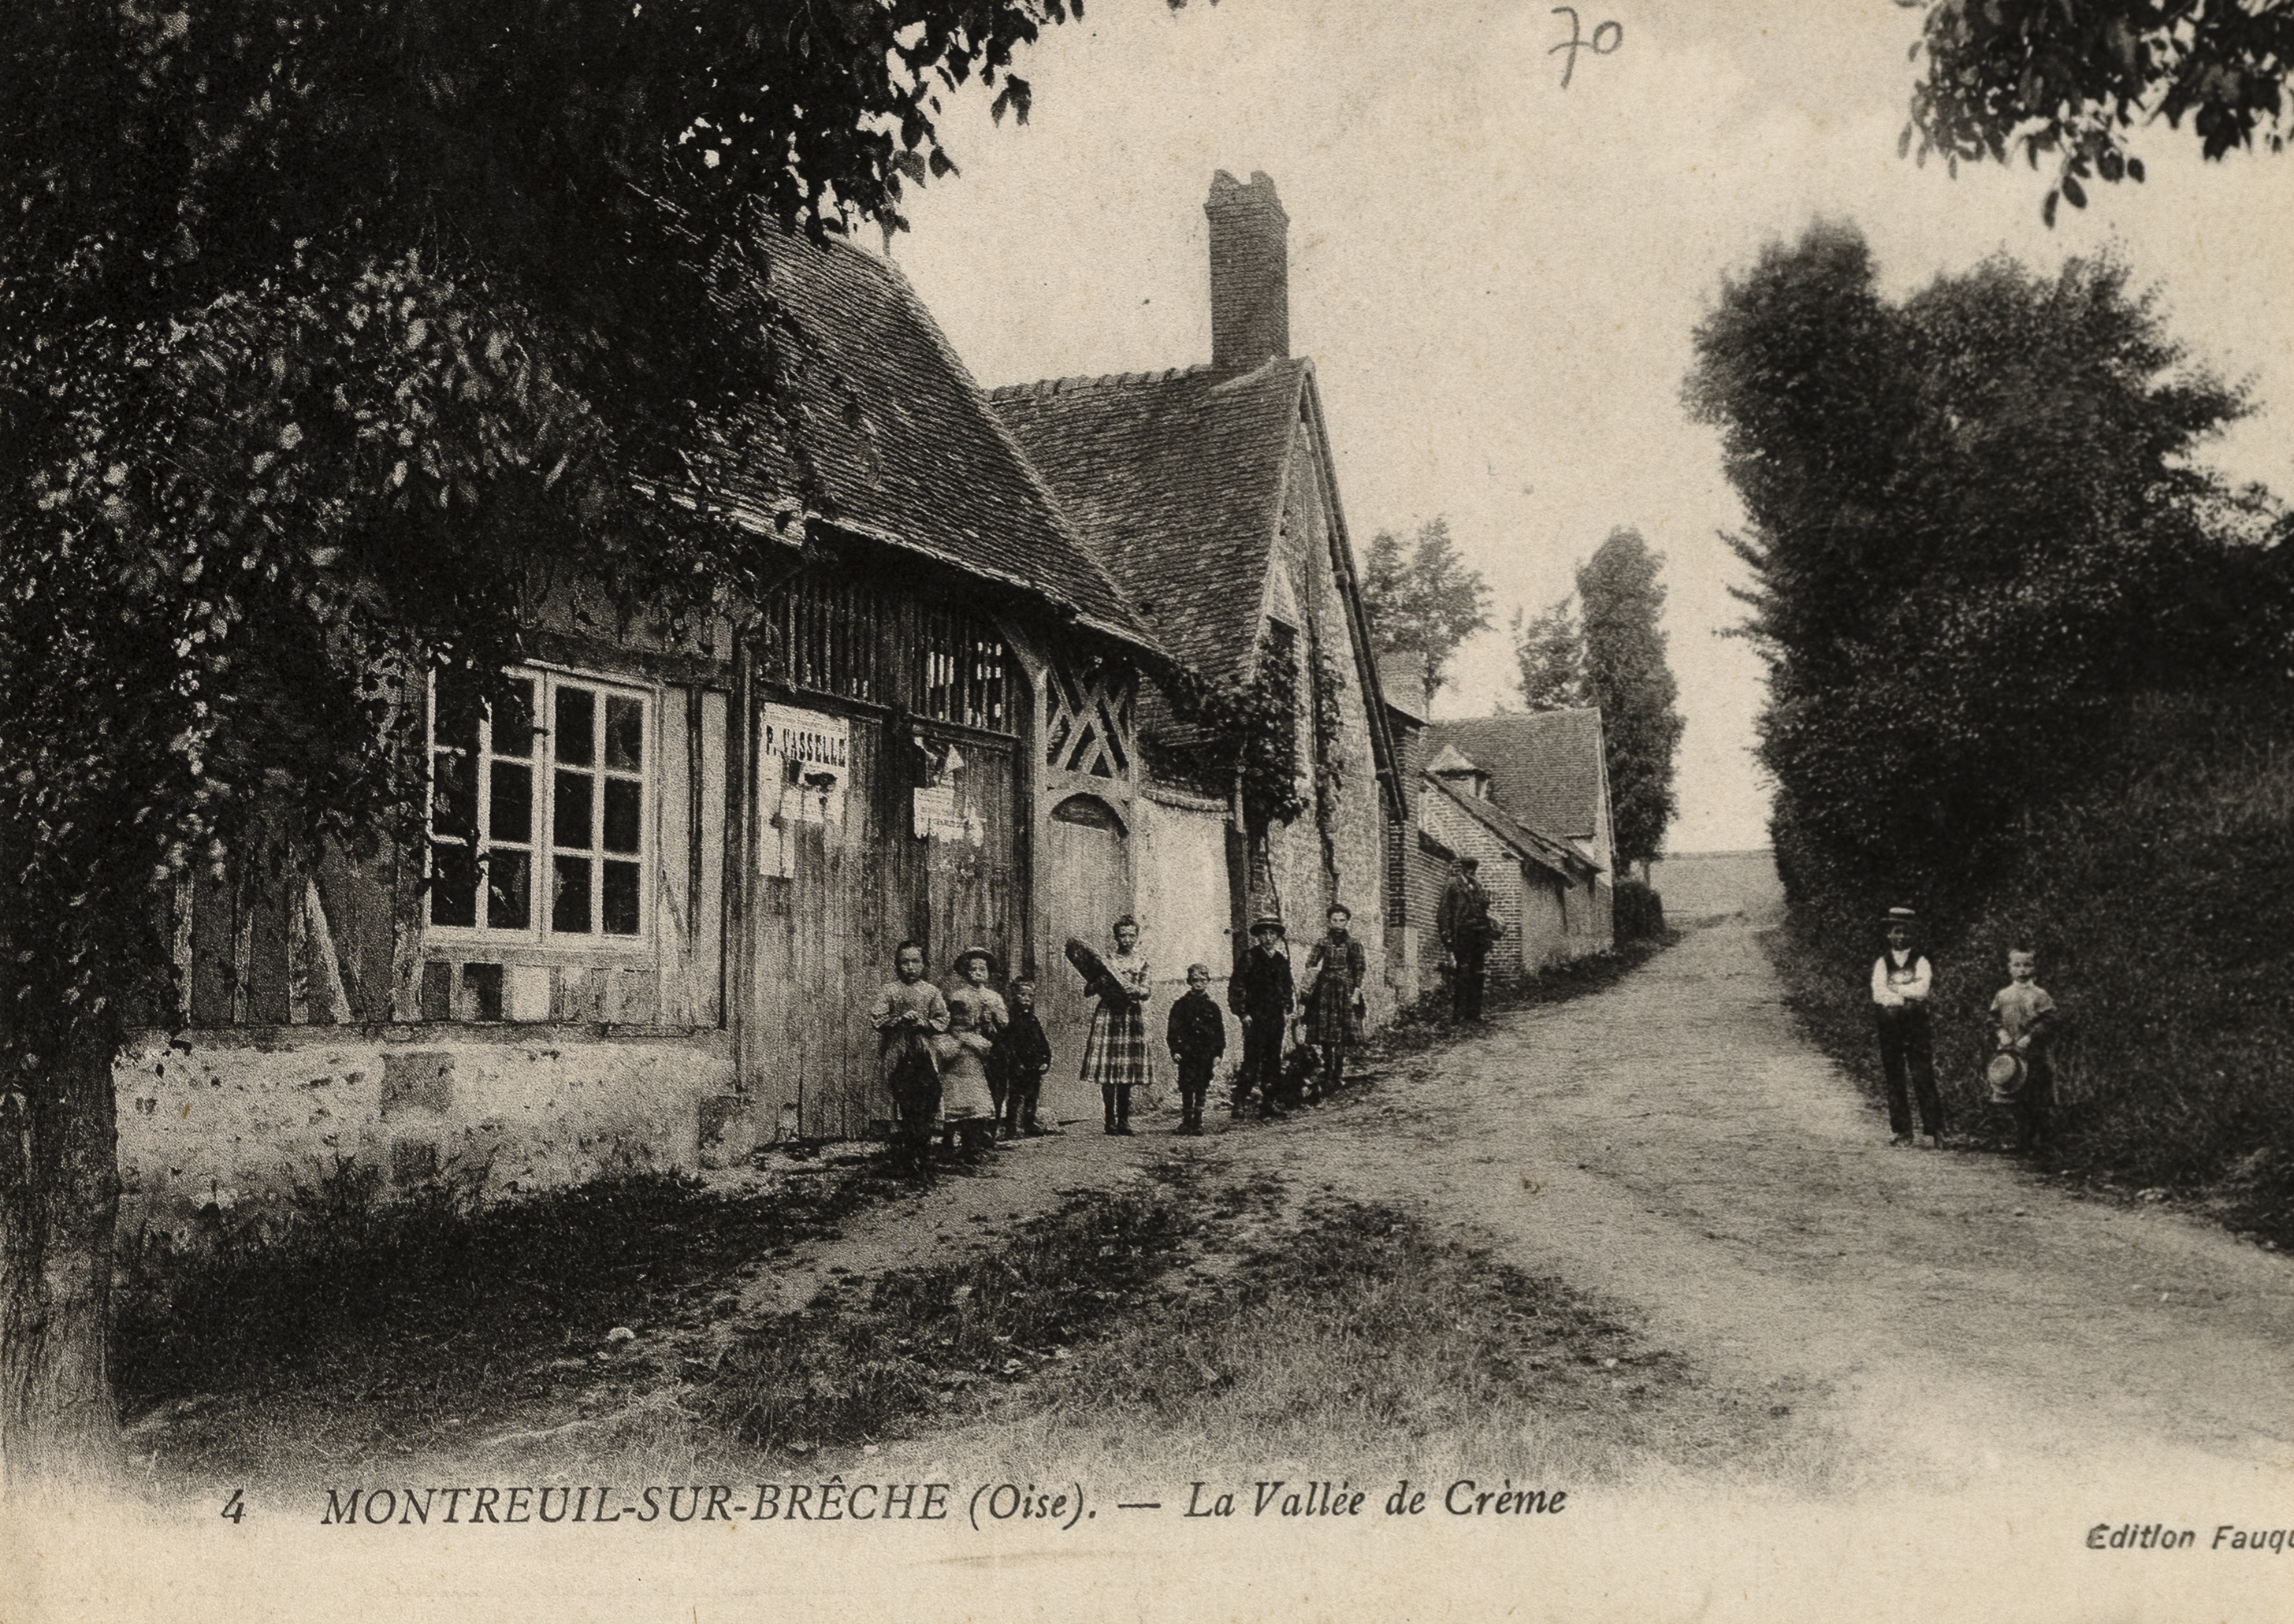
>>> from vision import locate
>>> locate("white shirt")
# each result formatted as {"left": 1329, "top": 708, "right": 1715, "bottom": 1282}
{"left": 1871, "top": 950, "right": 1931, "bottom": 1008}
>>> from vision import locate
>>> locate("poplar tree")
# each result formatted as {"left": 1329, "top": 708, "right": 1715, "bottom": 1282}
{"left": 1575, "top": 530, "right": 1682, "bottom": 874}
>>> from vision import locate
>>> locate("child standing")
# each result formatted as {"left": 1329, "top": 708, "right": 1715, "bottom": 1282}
{"left": 998, "top": 977, "right": 1055, "bottom": 1138}
{"left": 1227, "top": 914, "right": 1294, "bottom": 1120}
{"left": 940, "top": 948, "right": 1007, "bottom": 1161}
{"left": 1300, "top": 904, "right": 1367, "bottom": 1102}
{"left": 1081, "top": 915, "right": 1152, "bottom": 1136}
{"left": 1166, "top": 963, "right": 1227, "bottom": 1136}
{"left": 1989, "top": 945, "right": 2059, "bottom": 1156}
{"left": 1871, "top": 906, "right": 1943, "bottom": 1148}
{"left": 868, "top": 940, "right": 949, "bottom": 1172}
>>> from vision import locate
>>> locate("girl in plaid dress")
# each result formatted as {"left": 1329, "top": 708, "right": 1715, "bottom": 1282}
{"left": 1082, "top": 916, "right": 1152, "bottom": 1136}
{"left": 1300, "top": 904, "right": 1366, "bottom": 1100}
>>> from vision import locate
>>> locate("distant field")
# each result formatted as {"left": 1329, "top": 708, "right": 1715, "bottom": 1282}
{"left": 1647, "top": 850, "right": 1781, "bottom": 923}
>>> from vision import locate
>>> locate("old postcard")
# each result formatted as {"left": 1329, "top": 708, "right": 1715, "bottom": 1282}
{"left": 5, "top": 1, "right": 2291, "bottom": 1620}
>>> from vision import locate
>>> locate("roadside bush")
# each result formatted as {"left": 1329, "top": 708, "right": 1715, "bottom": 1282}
{"left": 1763, "top": 684, "right": 2294, "bottom": 1240}
{"left": 1613, "top": 879, "right": 1666, "bottom": 942}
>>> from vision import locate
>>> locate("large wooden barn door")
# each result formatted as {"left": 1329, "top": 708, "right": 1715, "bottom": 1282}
{"left": 1038, "top": 793, "right": 1131, "bottom": 1124}
{"left": 753, "top": 704, "right": 889, "bottom": 1140}
{"left": 905, "top": 731, "right": 1019, "bottom": 982}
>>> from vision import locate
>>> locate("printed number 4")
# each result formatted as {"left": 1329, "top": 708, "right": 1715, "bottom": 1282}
{"left": 221, "top": 1489, "right": 246, "bottom": 1523}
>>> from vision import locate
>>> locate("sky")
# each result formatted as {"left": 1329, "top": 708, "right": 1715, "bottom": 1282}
{"left": 879, "top": 0, "right": 2294, "bottom": 853}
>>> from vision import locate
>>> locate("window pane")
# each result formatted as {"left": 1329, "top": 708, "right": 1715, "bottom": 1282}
{"left": 554, "top": 686, "right": 594, "bottom": 767}
{"left": 430, "top": 843, "right": 478, "bottom": 928}
{"left": 493, "top": 678, "right": 537, "bottom": 759}
{"left": 552, "top": 855, "right": 593, "bottom": 935}
{"left": 432, "top": 752, "right": 476, "bottom": 838}
{"left": 602, "top": 860, "right": 641, "bottom": 935}
{"left": 553, "top": 771, "right": 593, "bottom": 850}
{"left": 489, "top": 762, "right": 533, "bottom": 845}
{"left": 485, "top": 849, "right": 530, "bottom": 931}
{"left": 604, "top": 696, "right": 643, "bottom": 771}
{"left": 603, "top": 779, "right": 641, "bottom": 854}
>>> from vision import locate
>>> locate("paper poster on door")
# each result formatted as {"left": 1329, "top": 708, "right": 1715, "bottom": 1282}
{"left": 759, "top": 703, "right": 849, "bottom": 878}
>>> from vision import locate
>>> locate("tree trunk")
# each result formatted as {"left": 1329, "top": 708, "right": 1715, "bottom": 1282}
{"left": 0, "top": 1031, "right": 121, "bottom": 1484}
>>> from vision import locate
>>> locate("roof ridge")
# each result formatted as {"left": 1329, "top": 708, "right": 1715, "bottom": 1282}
{"left": 987, "top": 363, "right": 1218, "bottom": 400}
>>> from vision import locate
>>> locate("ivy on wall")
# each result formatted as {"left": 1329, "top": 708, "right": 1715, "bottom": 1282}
{"left": 1166, "top": 630, "right": 1349, "bottom": 835}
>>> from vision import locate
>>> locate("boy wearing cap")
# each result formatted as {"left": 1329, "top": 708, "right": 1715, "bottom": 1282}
{"left": 1872, "top": 907, "right": 1943, "bottom": 1147}
{"left": 1166, "top": 963, "right": 1227, "bottom": 1135}
{"left": 1228, "top": 914, "right": 1295, "bottom": 1120}
{"left": 1990, "top": 946, "right": 2059, "bottom": 1156}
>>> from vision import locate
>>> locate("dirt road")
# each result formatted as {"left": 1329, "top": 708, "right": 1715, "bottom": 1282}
{"left": 749, "top": 883, "right": 2294, "bottom": 1502}
{"left": 1223, "top": 896, "right": 2294, "bottom": 1500}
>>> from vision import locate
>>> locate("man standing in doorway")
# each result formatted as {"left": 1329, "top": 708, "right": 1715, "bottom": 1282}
{"left": 1438, "top": 857, "right": 1499, "bottom": 1020}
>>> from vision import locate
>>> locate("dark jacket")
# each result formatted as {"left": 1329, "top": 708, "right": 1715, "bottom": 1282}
{"left": 999, "top": 1006, "right": 1054, "bottom": 1079}
{"left": 1228, "top": 945, "right": 1295, "bottom": 1024}
{"left": 1166, "top": 987, "right": 1228, "bottom": 1061}
{"left": 1438, "top": 874, "right": 1498, "bottom": 955}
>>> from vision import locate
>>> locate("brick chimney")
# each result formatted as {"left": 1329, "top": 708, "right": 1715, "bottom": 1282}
{"left": 1205, "top": 170, "right": 1289, "bottom": 374}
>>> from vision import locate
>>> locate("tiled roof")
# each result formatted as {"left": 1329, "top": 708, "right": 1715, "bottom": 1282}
{"left": 690, "top": 232, "right": 1158, "bottom": 655}
{"left": 1377, "top": 652, "right": 1430, "bottom": 723}
{"left": 1426, "top": 711, "right": 1607, "bottom": 840}
{"left": 987, "top": 358, "right": 1311, "bottom": 682}
{"left": 1422, "top": 774, "right": 1587, "bottom": 881}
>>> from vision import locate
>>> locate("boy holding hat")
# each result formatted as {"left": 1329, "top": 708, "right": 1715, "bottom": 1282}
{"left": 1228, "top": 912, "right": 1295, "bottom": 1120}
{"left": 1872, "top": 906, "right": 1943, "bottom": 1146}
{"left": 1989, "top": 945, "right": 2058, "bottom": 1156}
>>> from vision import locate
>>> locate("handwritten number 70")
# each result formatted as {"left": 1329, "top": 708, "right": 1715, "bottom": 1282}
{"left": 1549, "top": 6, "right": 1623, "bottom": 88}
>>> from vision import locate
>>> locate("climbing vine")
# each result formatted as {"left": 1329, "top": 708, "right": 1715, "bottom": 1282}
{"left": 1166, "top": 633, "right": 1306, "bottom": 830}
{"left": 1165, "top": 630, "right": 1349, "bottom": 834}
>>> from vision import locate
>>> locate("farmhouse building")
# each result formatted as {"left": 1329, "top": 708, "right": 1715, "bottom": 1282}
{"left": 990, "top": 172, "right": 1401, "bottom": 1036}
{"left": 114, "top": 229, "right": 1165, "bottom": 1232}
{"left": 1425, "top": 711, "right": 1618, "bottom": 956}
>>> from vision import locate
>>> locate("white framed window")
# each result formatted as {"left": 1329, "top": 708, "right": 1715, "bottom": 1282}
{"left": 427, "top": 666, "right": 653, "bottom": 945}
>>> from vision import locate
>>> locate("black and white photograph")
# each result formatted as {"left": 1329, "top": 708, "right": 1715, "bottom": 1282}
{"left": 4, "top": 2, "right": 2292, "bottom": 1619}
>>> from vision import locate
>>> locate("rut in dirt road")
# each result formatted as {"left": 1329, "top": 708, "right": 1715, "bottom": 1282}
{"left": 1364, "top": 905, "right": 2294, "bottom": 1495}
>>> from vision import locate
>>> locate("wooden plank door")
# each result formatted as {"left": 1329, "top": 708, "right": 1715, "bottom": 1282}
{"left": 1037, "top": 793, "right": 1132, "bottom": 1124}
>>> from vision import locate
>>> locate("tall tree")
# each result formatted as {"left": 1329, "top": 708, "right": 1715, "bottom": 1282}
{"left": 1359, "top": 517, "right": 1492, "bottom": 696}
{"left": 1685, "top": 220, "right": 2252, "bottom": 908}
{"left": 1511, "top": 595, "right": 1587, "bottom": 712}
{"left": 1905, "top": 0, "right": 2294, "bottom": 222}
{"left": 0, "top": 0, "right": 1175, "bottom": 1479}
{"left": 1576, "top": 530, "right": 1683, "bottom": 874}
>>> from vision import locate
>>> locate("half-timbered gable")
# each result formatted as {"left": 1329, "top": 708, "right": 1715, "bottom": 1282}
{"left": 990, "top": 172, "right": 1401, "bottom": 1034}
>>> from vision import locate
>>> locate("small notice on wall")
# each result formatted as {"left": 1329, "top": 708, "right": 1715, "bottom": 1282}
{"left": 911, "top": 782, "right": 960, "bottom": 841}
{"left": 759, "top": 703, "right": 850, "bottom": 878}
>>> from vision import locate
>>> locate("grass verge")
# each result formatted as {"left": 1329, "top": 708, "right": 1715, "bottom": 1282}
{"left": 1759, "top": 687, "right": 2294, "bottom": 1246}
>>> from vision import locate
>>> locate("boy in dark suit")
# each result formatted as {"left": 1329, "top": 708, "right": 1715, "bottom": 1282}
{"left": 1228, "top": 914, "right": 1295, "bottom": 1120}
{"left": 1166, "top": 963, "right": 1227, "bottom": 1135}
{"left": 998, "top": 976, "right": 1056, "bottom": 1139}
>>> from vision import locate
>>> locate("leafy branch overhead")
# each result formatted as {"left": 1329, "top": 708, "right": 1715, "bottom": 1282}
{"left": 0, "top": 0, "right": 1197, "bottom": 1472}
{"left": 1904, "top": 0, "right": 2294, "bottom": 221}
